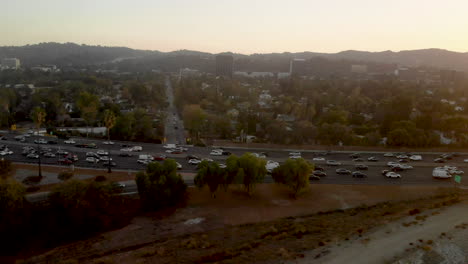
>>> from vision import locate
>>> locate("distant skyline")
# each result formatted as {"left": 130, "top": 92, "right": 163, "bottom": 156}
{"left": 2, "top": 0, "right": 468, "bottom": 54}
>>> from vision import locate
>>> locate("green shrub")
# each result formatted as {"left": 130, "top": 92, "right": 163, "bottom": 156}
{"left": 58, "top": 171, "right": 74, "bottom": 181}
{"left": 0, "top": 159, "right": 12, "bottom": 177}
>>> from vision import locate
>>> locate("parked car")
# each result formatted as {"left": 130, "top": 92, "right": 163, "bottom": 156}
{"left": 385, "top": 172, "right": 401, "bottom": 178}
{"left": 189, "top": 159, "right": 201, "bottom": 165}
{"left": 313, "top": 170, "right": 327, "bottom": 177}
{"left": 336, "top": 168, "right": 351, "bottom": 175}
{"left": 352, "top": 171, "right": 367, "bottom": 178}
{"left": 355, "top": 164, "right": 368, "bottom": 170}
{"left": 86, "top": 157, "right": 99, "bottom": 163}
{"left": 309, "top": 175, "right": 321, "bottom": 181}
{"left": 327, "top": 160, "right": 341, "bottom": 166}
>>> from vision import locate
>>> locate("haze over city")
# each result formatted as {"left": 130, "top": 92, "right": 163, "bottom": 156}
{"left": 2, "top": 0, "right": 468, "bottom": 54}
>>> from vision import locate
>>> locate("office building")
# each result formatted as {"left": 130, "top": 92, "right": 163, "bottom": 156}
{"left": 215, "top": 54, "right": 233, "bottom": 78}
{"left": 289, "top": 59, "right": 306, "bottom": 77}
{"left": 1, "top": 58, "right": 20, "bottom": 70}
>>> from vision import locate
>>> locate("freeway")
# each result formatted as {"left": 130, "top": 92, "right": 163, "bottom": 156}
{"left": 164, "top": 77, "right": 185, "bottom": 144}
{"left": 1, "top": 132, "right": 466, "bottom": 189}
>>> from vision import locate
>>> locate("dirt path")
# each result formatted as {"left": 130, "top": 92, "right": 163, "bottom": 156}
{"left": 297, "top": 200, "right": 468, "bottom": 264}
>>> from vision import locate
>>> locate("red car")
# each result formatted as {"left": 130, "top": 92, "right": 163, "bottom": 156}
{"left": 58, "top": 158, "right": 73, "bottom": 165}
{"left": 154, "top": 155, "right": 166, "bottom": 161}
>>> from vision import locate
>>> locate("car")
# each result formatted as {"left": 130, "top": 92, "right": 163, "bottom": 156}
{"left": 14, "top": 135, "right": 25, "bottom": 141}
{"left": 137, "top": 159, "right": 150, "bottom": 164}
{"left": 312, "top": 157, "right": 325, "bottom": 161}
{"left": 34, "top": 139, "right": 47, "bottom": 144}
{"left": 355, "top": 164, "right": 368, "bottom": 170}
{"left": 336, "top": 168, "right": 351, "bottom": 175}
{"left": 313, "top": 170, "right": 327, "bottom": 177}
{"left": 43, "top": 152, "right": 56, "bottom": 158}
{"left": 266, "top": 160, "right": 280, "bottom": 173}
{"left": 434, "top": 158, "right": 445, "bottom": 163}
{"left": 86, "top": 157, "right": 99, "bottom": 163}
{"left": 385, "top": 172, "right": 401, "bottom": 178}
{"left": 186, "top": 155, "right": 201, "bottom": 160}
{"left": 120, "top": 147, "right": 133, "bottom": 152}
{"left": 131, "top": 146, "right": 143, "bottom": 152}
{"left": 66, "top": 154, "right": 79, "bottom": 162}
{"left": 119, "top": 152, "right": 132, "bottom": 157}
{"left": 387, "top": 161, "right": 399, "bottom": 167}
{"left": 289, "top": 155, "right": 302, "bottom": 159}
{"left": 100, "top": 156, "right": 113, "bottom": 162}
{"left": 85, "top": 143, "right": 97, "bottom": 149}
{"left": 56, "top": 149, "right": 69, "bottom": 155}
{"left": 86, "top": 152, "right": 100, "bottom": 158}
{"left": 96, "top": 150, "right": 109, "bottom": 156}
{"left": 110, "top": 182, "right": 126, "bottom": 193}
{"left": 176, "top": 162, "right": 182, "bottom": 170}
{"left": 58, "top": 158, "right": 73, "bottom": 165}
{"left": 450, "top": 170, "right": 464, "bottom": 175}
{"left": 349, "top": 153, "right": 360, "bottom": 159}
{"left": 64, "top": 139, "right": 76, "bottom": 144}
{"left": 352, "top": 171, "right": 367, "bottom": 178}
{"left": 210, "top": 150, "right": 223, "bottom": 156}
{"left": 75, "top": 143, "right": 87, "bottom": 148}
{"left": 327, "top": 160, "right": 341, "bottom": 166}
{"left": 383, "top": 153, "right": 394, "bottom": 157}
{"left": 166, "top": 149, "right": 183, "bottom": 154}
{"left": 464, "top": 159, "right": 468, "bottom": 163}
{"left": 218, "top": 163, "right": 227, "bottom": 169}
{"left": 0, "top": 150, "right": 12, "bottom": 156}
{"left": 353, "top": 158, "right": 364, "bottom": 162}
{"left": 27, "top": 153, "right": 39, "bottom": 159}
{"left": 103, "top": 141, "right": 114, "bottom": 145}
{"left": 202, "top": 158, "right": 214, "bottom": 162}
{"left": 154, "top": 155, "right": 167, "bottom": 161}
{"left": 289, "top": 151, "right": 301, "bottom": 157}
{"left": 0, "top": 136, "right": 6, "bottom": 140}
{"left": 189, "top": 159, "right": 201, "bottom": 165}
{"left": 409, "top": 155, "right": 422, "bottom": 161}
{"left": 163, "top": 144, "right": 176, "bottom": 149}
{"left": 391, "top": 165, "right": 404, "bottom": 172}
{"left": 103, "top": 162, "right": 117, "bottom": 167}
{"left": 382, "top": 169, "right": 390, "bottom": 176}
{"left": 398, "top": 159, "right": 409, "bottom": 163}
{"left": 367, "top": 157, "right": 379, "bottom": 162}
{"left": 309, "top": 175, "right": 321, "bottom": 181}
{"left": 399, "top": 164, "right": 413, "bottom": 170}
{"left": 440, "top": 154, "right": 453, "bottom": 160}
{"left": 222, "top": 151, "right": 232, "bottom": 156}
{"left": 396, "top": 154, "right": 409, "bottom": 159}
{"left": 314, "top": 165, "right": 325, "bottom": 171}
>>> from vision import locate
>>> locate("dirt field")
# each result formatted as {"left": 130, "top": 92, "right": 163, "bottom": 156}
{"left": 22, "top": 184, "right": 466, "bottom": 264}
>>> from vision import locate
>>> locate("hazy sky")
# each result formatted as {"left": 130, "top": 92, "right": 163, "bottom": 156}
{"left": 2, "top": 0, "right": 468, "bottom": 54}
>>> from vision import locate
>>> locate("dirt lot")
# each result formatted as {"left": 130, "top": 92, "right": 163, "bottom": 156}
{"left": 22, "top": 184, "right": 466, "bottom": 264}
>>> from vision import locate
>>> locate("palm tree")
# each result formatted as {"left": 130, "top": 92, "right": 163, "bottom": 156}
{"left": 31, "top": 107, "right": 46, "bottom": 178}
{"left": 103, "top": 109, "right": 116, "bottom": 173}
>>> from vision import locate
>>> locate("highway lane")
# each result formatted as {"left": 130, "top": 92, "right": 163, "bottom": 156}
{"left": 164, "top": 76, "right": 185, "bottom": 144}
{"left": 1, "top": 133, "right": 467, "bottom": 187}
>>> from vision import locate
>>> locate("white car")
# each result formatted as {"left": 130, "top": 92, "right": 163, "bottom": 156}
{"left": 290, "top": 155, "right": 302, "bottom": 159}
{"left": 64, "top": 139, "right": 76, "bottom": 144}
{"left": 86, "top": 157, "right": 99, "bottom": 163}
{"left": 210, "top": 150, "right": 223, "bottom": 156}
{"left": 396, "top": 155, "right": 409, "bottom": 159}
{"left": 120, "top": 148, "right": 133, "bottom": 152}
{"left": 176, "top": 162, "right": 182, "bottom": 170}
{"left": 100, "top": 156, "right": 113, "bottom": 162}
{"left": 202, "top": 158, "right": 214, "bottom": 162}
{"left": 289, "top": 151, "right": 301, "bottom": 156}
{"left": 188, "top": 159, "right": 201, "bottom": 165}
{"left": 252, "top": 153, "right": 267, "bottom": 159}
{"left": 433, "top": 168, "right": 452, "bottom": 179}
{"left": 131, "top": 146, "right": 143, "bottom": 152}
{"left": 96, "top": 150, "right": 109, "bottom": 156}
{"left": 137, "top": 159, "right": 150, "bottom": 165}
{"left": 266, "top": 160, "right": 280, "bottom": 172}
{"left": 387, "top": 161, "right": 400, "bottom": 167}
{"left": 218, "top": 163, "right": 227, "bottom": 169}
{"left": 385, "top": 172, "right": 401, "bottom": 178}
{"left": 464, "top": 159, "right": 468, "bottom": 163}
{"left": 383, "top": 153, "right": 394, "bottom": 157}
{"left": 326, "top": 160, "right": 341, "bottom": 166}
{"left": 399, "top": 164, "right": 413, "bottom": 170}
{"left": 312, "top": 157, "right": 325, "bottom": 161}
{"left": 409, "top": 155, "right": 422, "bottom": 161}
{"left": 103, "top": 141, "right": 114, "bottom": 145}
{"left": 163, "top": 144, "right": 176, "bottom": 149}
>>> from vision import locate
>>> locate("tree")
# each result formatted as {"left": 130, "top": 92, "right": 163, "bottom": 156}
{"left": 76, "top": 91, "right": 100, "bottom": 137}
{"left": 225, "top": 153, "right": 267, "bottom": 196}
{"left": 183, "top": 104, "right": 206, "bottom": 141}
{"left": 135, "top": 159, "right": 187, "bottom": 211}
{"left": 31, "top": 106, "right": 46, "bottom": 177}
{"left": 103, "top": 109, "right": 116, "bottom": 135}
{"left": 272, "top": 158, "right": 312, "bottom": 198}
{"left": 194, "top": 161, "right": 225, "bottom": 198}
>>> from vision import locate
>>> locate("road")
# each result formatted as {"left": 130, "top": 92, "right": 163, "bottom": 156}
{"left": 2, "top": 132, "right": 467, "bottom": 190}
{"left": 164, "top": 77, "right": 185, "bottom": 144}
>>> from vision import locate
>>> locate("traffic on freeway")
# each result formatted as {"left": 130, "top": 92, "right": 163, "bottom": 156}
{"left": 0, "top": 131, "right": 465, "bottom": 187}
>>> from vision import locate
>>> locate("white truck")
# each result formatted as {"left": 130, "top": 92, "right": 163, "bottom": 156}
{"left": 432, "top": 168, "right": 451, "bottom": 179}
{"left": 138, "top": 154, "right": 153, "bottom": 162}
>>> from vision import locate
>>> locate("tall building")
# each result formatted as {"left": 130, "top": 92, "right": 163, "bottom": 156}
{"left": 1, "top": 58, "right": 20, "bottom": 69}
{"left": 289, "top": 59, "right": 306, "bottom": 77}
{"left": 215, "top": 54, "right": 233, "bottom": 78}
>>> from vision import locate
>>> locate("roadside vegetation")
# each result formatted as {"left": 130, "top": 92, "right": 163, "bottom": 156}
{"left": 272, "top": 158, "right": 313, "bottom": 198}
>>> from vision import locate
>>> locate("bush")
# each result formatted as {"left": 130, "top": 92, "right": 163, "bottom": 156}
{"left": 94, "top": 175, "right": 107, "bottom": 182}
{"left": 58, "top": 171, "right": 74, "bottom": 181}
{"left": 0, "top": 159, "right": 12, "bottom": 177}
{"left": 22, "top": 175, "right": 42, "bottom": 185}
{"left": 136, "top": 159, "right": 187, "bottom": 211}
